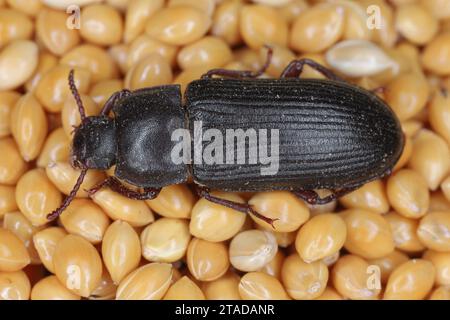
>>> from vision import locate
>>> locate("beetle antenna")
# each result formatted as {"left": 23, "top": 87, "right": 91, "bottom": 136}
{"left": 46, "top": 168, "right": 88, "bottom": 221}
{"left": 68, "top": 69, "right": 86, "bottom": 121}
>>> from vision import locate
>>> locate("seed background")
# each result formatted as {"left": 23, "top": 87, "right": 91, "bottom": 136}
{"left": 0, "top": 0, "right": 450, "bottom": 300}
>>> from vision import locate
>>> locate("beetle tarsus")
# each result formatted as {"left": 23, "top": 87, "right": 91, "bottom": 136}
{"left": 196, "top": 187, "right": 278, "bottom": 229}
{"left": 281, "top": 59, "right": 344, "bottom": 82}
{"left": 201, "top": 45, "right": 273, "bottom": 79}
{"left": 247, "top": 206, "right": 279, "bottom": 229}
{"left": 85, "top": 183, "right": 103, "bottom": 196}
{"left": 292, "top": 187, "right": 358, "bottom": 205}
{"left": 87, "top": 176, "right": 161, "bottom": 200}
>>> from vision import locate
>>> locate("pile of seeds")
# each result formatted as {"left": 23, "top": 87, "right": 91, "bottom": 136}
{"left": 0, "top": 0, "right": 450, "bottom": 300}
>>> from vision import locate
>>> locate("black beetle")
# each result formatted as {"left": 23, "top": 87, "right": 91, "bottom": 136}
{"left": 47, "top": 51, "right": 404, "bottom": 227}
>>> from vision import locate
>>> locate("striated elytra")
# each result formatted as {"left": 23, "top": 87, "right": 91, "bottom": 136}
{"left": 187, "top": 78, "right": 403, "bottom": 191}
{"left": 46, "top": 55, "right": 404, "bottom": 227}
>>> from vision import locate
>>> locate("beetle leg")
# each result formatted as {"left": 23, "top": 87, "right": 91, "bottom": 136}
{"left": 201, "top": 46, "right": 273, "bottom": 80}
{"left": 100, "top": 89, "right": 132, "bottom": 116}
{"left": 292, "top": 187, "right": 358, "bottom": 205}
{"left": 87, "top": 177, "right": 160, "bottom": 200}
{"left": 195, "top": 187, "right": 278, "bottom": 228}
{"left": 280, "top": 59, "right": 344, "bottom": 82}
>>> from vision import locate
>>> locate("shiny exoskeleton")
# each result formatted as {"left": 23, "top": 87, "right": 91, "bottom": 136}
{"left": 47, "top": 53, "right": 404, "bottom": 227}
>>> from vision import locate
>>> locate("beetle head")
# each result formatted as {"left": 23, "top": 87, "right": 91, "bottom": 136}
{"left": 47, "top": 70, "right": 119, "bottom": 222}
{"left": 72, "top": 116, "right": 117, "bottom": 170}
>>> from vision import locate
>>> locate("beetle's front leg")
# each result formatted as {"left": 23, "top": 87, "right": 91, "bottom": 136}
{"left": 281, "top": 59, "right": 344, "bottom": 82}
{"left": 87, "top": 177, "right": 160, "bottom": 200}
{"left": 292, "top": 187, "right": 358, "bottom": 205}
{"left": 195, "top": 187, "right": 278, "bottom": 228}
{"left": 100, "top": 89, "right": 132, "bottom": 116}
{"left": 201, "top": 46, "right": 273, "bottom": 80}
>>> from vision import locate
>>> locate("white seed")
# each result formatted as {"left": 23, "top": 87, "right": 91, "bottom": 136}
{"left": 326, "top": 39, "right": 399, "bottom": 77}
{"left": 229, "top": 230, "right": 278, "bottom": 272}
